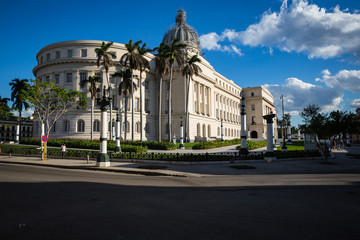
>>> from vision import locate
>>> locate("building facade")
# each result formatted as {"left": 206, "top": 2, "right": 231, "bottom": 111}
{"left": 32, "top": 10, "right": 277, "bottom": 142}
{"left": 0, "top": 117, "right": 33, "bottom": 142}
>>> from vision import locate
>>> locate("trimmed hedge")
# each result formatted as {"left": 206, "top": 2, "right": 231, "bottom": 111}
{"left": 192, "top": 139, "right": 241, "bottom": 149}
{"left": 235, "top": 140, "right": 267, "bottom": 150}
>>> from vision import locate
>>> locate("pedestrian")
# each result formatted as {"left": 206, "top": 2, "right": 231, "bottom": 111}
{"left": 61, "top": 144, "right": 67, "bottom": 157}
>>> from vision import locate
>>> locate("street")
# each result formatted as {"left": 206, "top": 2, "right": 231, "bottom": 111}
{"left": 1, "top": 160, "right": 359, "bottom": 240}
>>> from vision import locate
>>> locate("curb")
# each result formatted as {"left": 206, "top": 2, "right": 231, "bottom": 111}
{"left": 0, "top": 160, "right": 189, "bottom": 177}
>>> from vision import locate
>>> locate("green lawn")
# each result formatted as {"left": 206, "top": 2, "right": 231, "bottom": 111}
{"left": 175, "top": 142, "right": 198, "bottom": 149}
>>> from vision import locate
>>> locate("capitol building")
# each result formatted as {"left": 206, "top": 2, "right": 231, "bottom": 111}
{"left": 32, "top": 10, "right": 277, "bottom": 142}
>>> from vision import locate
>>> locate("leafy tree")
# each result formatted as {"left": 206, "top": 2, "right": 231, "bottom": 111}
{"left": 113, "top": 69, "right": 135, "bottom": 140}
{"left": 166, "top": 38, "right": 186, "bottom": 141}
{"left": 300, "top": 104, "right": 320, "bottom": 131}
{"left": 120, "top": 39, "right": 142, "bottom": 141}
{"left": 153, "top": 43, "right": 170, "bottom": 141}
{"left": 182, "top": 55, "right": 202, "bottom": 142}
{"left": 0, "top": 96, "right": 12, "bottom": 119}
{"left": 80, "top": 75, "right": 102, "bottom": 140}
{"left": 27, "top": 79, "right": 87, "bottom": 137}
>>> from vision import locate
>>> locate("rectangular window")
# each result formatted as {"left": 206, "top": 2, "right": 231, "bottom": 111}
{"left": 81, "top": 49, "right": 87, "bottom": 57}
{"left": 251, "top": 105, "right": 255, "bottom": 110}
{"left": 55, "top": 51, "right": 60, "bottom": 59}
{"left": 145, "top": 99, "right": 149, "bottom": 113}
{"left": 80, "top": 72, "right": 87, "bottom": 82}
{"left": 46, "top": 53, "right": 50, "bottom": 61}
{"left": 46, "top": 76, "right": 50, "bottom": 82}
{"left": 144, "top": 80, "right": 149, "bottom": 90}
{"left": 67, "top": 50, "right": 73, "bottom": 58}
{"left": 252, "top": 116, "right": 256, "bottom": 124}
{"left": 135, "top": 98, "right": 140, "bottom": 111}
{"left": 66, "top": 73, "right": 72, "bottom": 83}
{"left": 40, "top": 56, "right": 43, "bottom": 64}
{"left": 95, "top": 72, "right": 101, "bottom": 78}
{"left": 55, "top": 74, "right": 60, "bottom": 84}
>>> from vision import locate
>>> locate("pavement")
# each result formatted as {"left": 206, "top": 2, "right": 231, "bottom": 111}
{"left": 0, "top": 144, "right": 359, "bottom": 177}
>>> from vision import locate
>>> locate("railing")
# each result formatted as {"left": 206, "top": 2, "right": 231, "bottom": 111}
{"left": 0, "top": 145, "right": 320, "bottom": 161}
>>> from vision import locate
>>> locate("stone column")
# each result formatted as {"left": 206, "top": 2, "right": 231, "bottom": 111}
{"left": 263, "top": 113, "right": 276, "bottom": 161}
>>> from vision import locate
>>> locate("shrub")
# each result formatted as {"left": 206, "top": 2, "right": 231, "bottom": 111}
{"left": 192, "top": 139, "right": 242, "bottom": 149}
{"left": 235, "top": 140, "right": 267, "bottom": 150}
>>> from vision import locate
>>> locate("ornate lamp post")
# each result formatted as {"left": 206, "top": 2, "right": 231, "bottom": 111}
{"left": 280, "top": 95, "right": 287, "bottom": 151}
{"left": 240, "top": 95, "right": 248, "bottom": 155}
{"left": 179, "top": 116, "right": 185, "bottom": 149}
{"left": 115, "top": 108, "right": 121, "bottom": 153}
{"left": 96, "top": 86, "right": 113, "bottom": 167}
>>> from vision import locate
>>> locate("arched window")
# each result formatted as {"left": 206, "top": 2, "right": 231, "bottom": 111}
{"left": 208, "top": 125, "right": 211, "bottom": 138}
{"left": 225, "top": 128, "right": 227, "bottom": 136}
{"left": 202, "top": 124, "right": 206, "bottom": 137}
{"left": 217, "top": 127, "right": 220, "bottom": 136}
{"left": 127, "top": 121, "right": 130, "bottom": 133}
{"left": 93, "top": 120, "right": 100, "bottom": 132}
{"left": 197, "top": 123, "right": 201, "bottom": 136}
{"left": 251, "top": 131, "right": 258, "bottom": 138}
{"left": 63, "top": 120, "right": 70, "bottom": 132}
{"left": 77, "top": 120, "right": 85, "bottom": 132}
{"left": 228, "top": 128, "right": 230, "bottom": 136}
{"left": 136, "top": 122, "right": 140, "bottom": 133}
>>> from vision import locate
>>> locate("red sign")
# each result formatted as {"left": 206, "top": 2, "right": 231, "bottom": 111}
{"left": 41, "top": 135, "right": 48, "bottom": 143}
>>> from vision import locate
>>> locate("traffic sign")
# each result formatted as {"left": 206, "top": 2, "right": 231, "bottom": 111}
{"left": 41, "top": 135, "right": 48, "bottom": 143}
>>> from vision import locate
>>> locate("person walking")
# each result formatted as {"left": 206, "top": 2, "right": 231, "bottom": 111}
{"left": 61, "top": 144, "right": 67, "bottom": 157}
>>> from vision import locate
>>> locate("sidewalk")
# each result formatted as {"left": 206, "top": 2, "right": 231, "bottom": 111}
{"left": 1, "top": 144, "right": 359, "bottom": 177}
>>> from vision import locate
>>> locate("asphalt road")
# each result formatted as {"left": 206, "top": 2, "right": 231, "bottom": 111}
{"left": 1, "top": 163, "right": 359, "bottom": 240}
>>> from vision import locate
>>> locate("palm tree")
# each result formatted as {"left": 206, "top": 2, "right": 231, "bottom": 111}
{"left": 80, "top": 75, "right": 102, "bottom": 140}
{"left": 138, "top": 43, "right": 151, "bottom": 141}
{"left": 166, "top": 38, "right": 186, "bottom": 141}
{"left": 120, "top": 39, "right": 142, "bottom": 141}
{"left": 9, "top": 78, "right": 30, "bottom": 141}
{"left": 0, "top": 96, "right": 11, "bottom": 119}
{"left": 113, "top": 69, "right": 135, "bottom": 140}
{"left": 153, "top": 43, "right": 170, "bottom": 141}
{"left": 95, "top": 42, "right": 115, "bottom": 86}
{"left": 182, "top": 55, "right": 202, "bottom": 142}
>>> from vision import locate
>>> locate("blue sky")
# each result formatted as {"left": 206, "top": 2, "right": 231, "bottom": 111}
{"left": 1, "top": 0, "right": 360, "bottom": 127}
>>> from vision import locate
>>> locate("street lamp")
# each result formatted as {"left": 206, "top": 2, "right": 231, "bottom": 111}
{"left": 179, "top": 116, "right": 185, "bottom": 149}
{"left": 96, "top": 86, "right": 113, "bottom": 167}
{"left": 240, "top": 95, "right": 248, "bottom": 155}
{"left": 280, "top": 95, "right": 287, "bottom": 151}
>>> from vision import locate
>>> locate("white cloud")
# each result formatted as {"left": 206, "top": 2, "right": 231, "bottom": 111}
{"left": 316, "top": 69, "right": 360, "bottom": 92}
{"left": 263, "top": 76, "right": 343, "bottom": 115}
{"left": 200, "top": 30, "right": 243, "bottom": 56}
{"left": 200, "top": 0, "right": 360, "bottom": 59}
{"left": 349, "top": 99, "right": 360, "bottom": 108}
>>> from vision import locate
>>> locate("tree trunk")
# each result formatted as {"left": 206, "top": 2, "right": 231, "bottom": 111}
{"left": 125, "top": 95, "right": 128, "bottom": 140}
{"left": 131, "top": 70, "right": 134, "bottom": 141}
{"left": 140, "top": 70, "right": 143, "bottom": 141}
{"left": 185, "top": 76, "right": 191, "bottom": 142}
{"left": 19, "top": 111, "right": 22, "bottom": 142}
{"left": 91, "top": 98, "right": 94, "bottom": 140}
{"left": 158, "top": 76, "right": 162, "bottom": 141}
{"left": 168, "top": 65, "right": 173, "bottom": 142}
